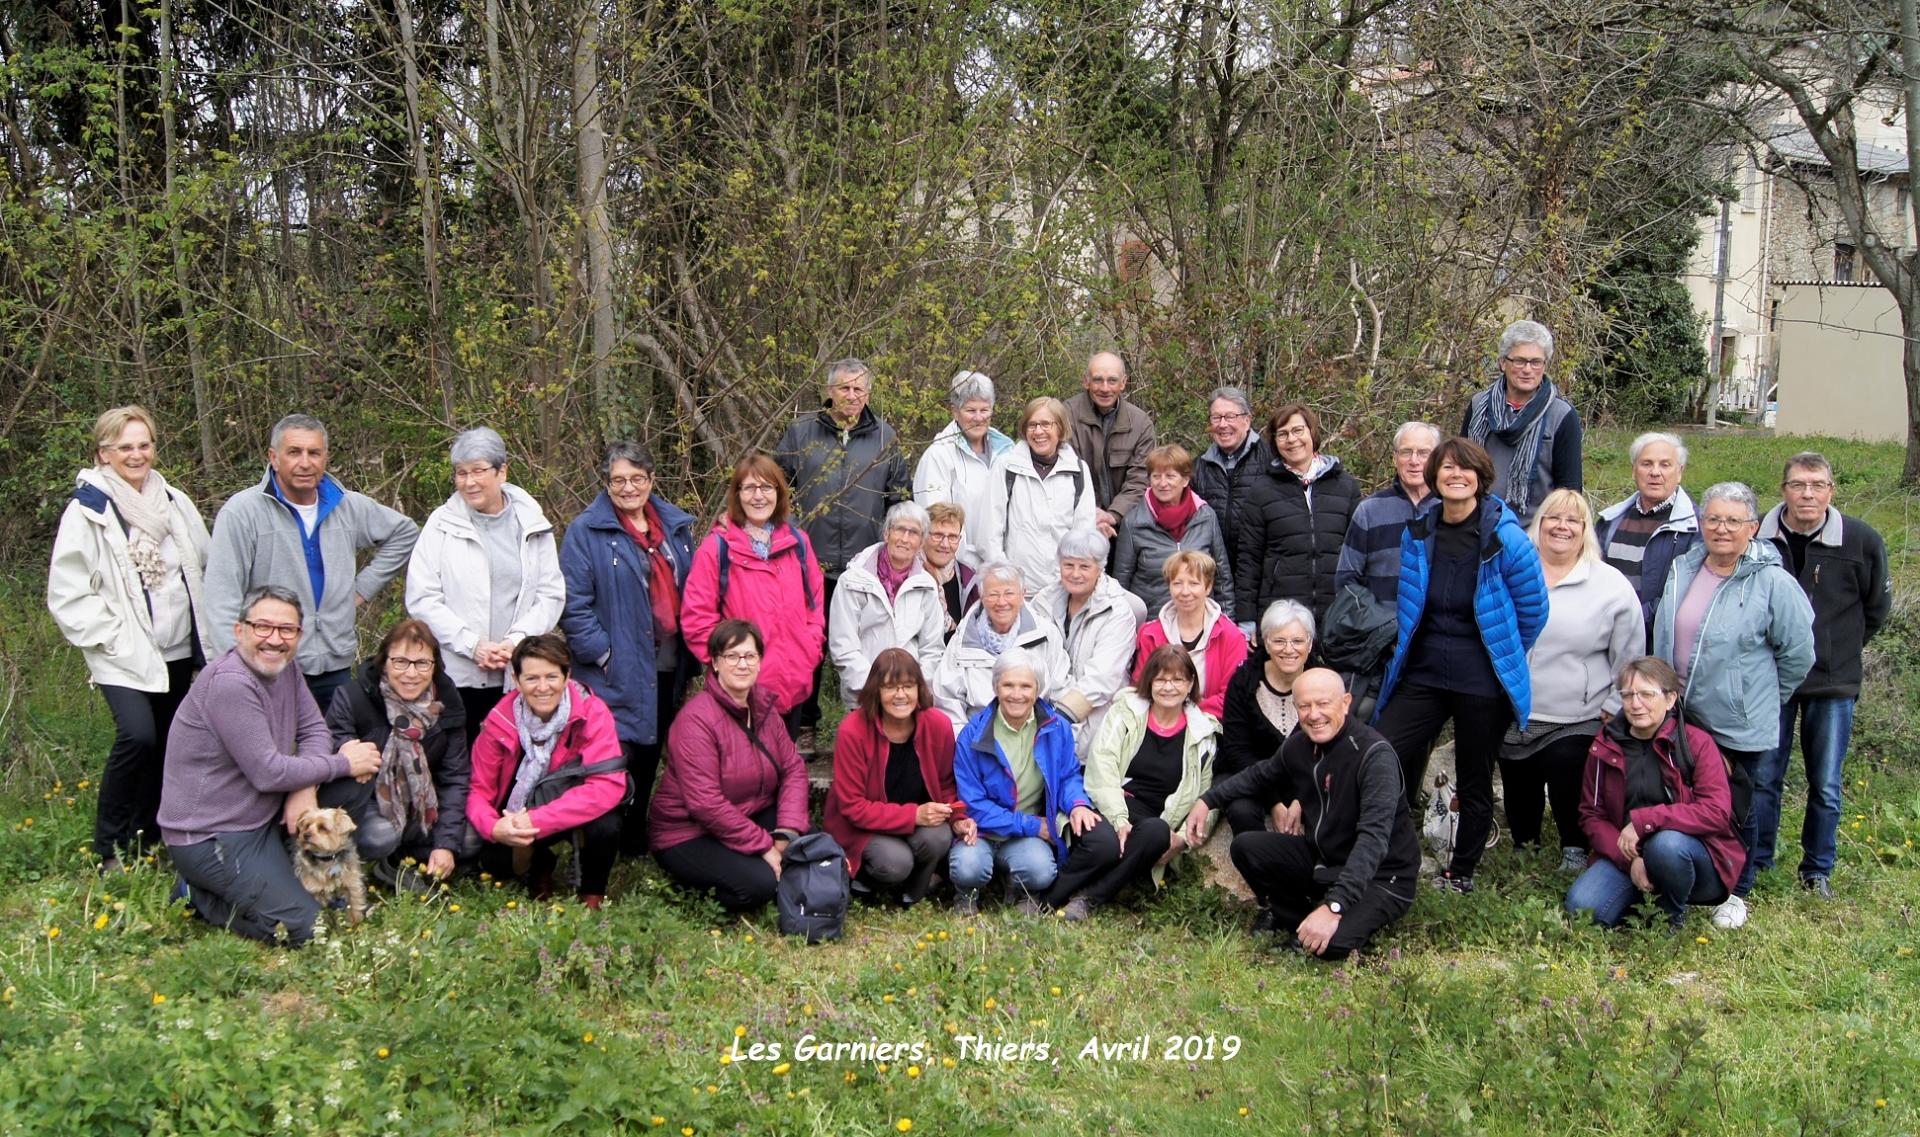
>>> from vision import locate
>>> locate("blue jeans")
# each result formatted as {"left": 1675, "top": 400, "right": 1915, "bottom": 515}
{"left": 1779, "top": 695, "right": 1856, "bottom": 879}
{"left": 1565, "top": 830, "right": 1726, "bottom": 928}
{"left": 1724, "top": 746, "right": 1780, "bottom": 897}
{"left": 949, "top": 835, "right": 1057, "bottom": 897}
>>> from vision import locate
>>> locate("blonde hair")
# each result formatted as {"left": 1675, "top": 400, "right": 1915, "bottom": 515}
{"left": 1162, "top": 549, "right": 1217, "bottom": 589}
{"left": 1528, "top": 488, "right": 1600, "bottom": 566}
{"left": 1016, "top": 396, "right": 1071, "bottom": 439}
{"left": 93, "top": 405, "right": 158, "bottom": 452}
{"left": 927, "top": 501, "right": 967, "bottom": 529}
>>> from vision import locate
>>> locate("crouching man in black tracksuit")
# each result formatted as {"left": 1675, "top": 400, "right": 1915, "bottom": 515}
{"left": 1183, "top": 668, "right": 1419, "bottom": 959}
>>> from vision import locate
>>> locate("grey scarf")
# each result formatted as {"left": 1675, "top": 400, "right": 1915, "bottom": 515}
{"left": 505, "top": 685, "right": 572, "bottom": 813}
{"left": 95, "top": 465, "right": 177, "bottom": 591}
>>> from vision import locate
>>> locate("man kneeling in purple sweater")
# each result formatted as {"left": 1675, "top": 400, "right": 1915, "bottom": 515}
{"left": 159, "top": 585, "right": 381, "bottom": 945}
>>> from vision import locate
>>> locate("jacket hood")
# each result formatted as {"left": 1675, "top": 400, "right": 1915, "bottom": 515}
{"left": 576, "top": 488, "right": 695, "bottom": 534}
{"left": 431, "top": 483, "right": 554, "bottom": 538}
{"left": 811, "top": 404, "right": 883, "bottom": 437}
{"left": 841, "top": 541, "right": 935, "bottom": 594}
{"left": 1600, "top": 485, "right": 1698, "bottom": 533}
{"left": 1597, "top": 707, "right": 1679, "bottom": 757}
{"left": 713, "top": 517, "right": 805, "bottom": 556}
{"left": 1262, "top": 452, "right": 1343, "bottom": 486}
{"left": 1155, "top": 598, "right": 1228, "bottom": 642}
{"left": 1409, "top": 494, "right": 1521, "bottom": 560}
{"left": 1757, "top": 503, "right": 1844, "bottom": 548}
{"left": 931, "top": 419, "right": 1014, "bottom": 458}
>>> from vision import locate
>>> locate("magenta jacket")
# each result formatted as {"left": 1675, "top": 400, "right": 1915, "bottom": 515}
{"left": 1580, "top": 715, "right": 1746, "bottom": 894}
{"left": 679, "top": 519, "right": 826, "bottom": 714}
{"left": 1132, "top": 609, "right": 1249, "bottom": 719}
{"left": 650, "top": 683, "right": 810, "bottom": 855}
{"left": 467, "top": 680, "right": 627, "bottom": 841}
{"left": 823, "top": 709, "right": 965, "bottom": 876}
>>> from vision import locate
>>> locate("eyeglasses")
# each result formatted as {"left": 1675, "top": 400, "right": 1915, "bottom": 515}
{"left": 1502, "top": 356, "right": 1548, "bottom": 369}
{"left": 1025, "top": 422, "right": 1060, "bottom": 434}
{"left": 453, "top": 465, "right": 501, "bottom": 482}
{"left": 1208, "top": 412, "right": 1249, "bottom": 425}
{"left": 887, "top": 525, "right": 925, "bottom": 538}
{"left": 1150, "top": 675, "right": 1191, "bottom": 687}
{"left": 1783, "top": 480, "right": 1833, "bottom": 494}
{"left": 1701, "top": 516, "right": 1755, "bottom": 530}
{"left": 107, "top": 441, "right": 155, "bottom": 455}
{"left": 926, "top": 531, "right": 962, "bottom": 544}
{"left": 738, "top": 484, "right": 777, "bottom": 498}
{"left": 1274, "top": 426, "right": 1312, "bottom": 441}
{"left": 718, "top": 650, "right": 761, "bottom": 667}
{"left": 1394, "top": 448, "right": 1433, "bottom": 460}
{"left": 241, "top": 619, "right": 301, "bottom": 641}
{"left": 1267, "top": 636, "right": 1310, "bottom": 651}
{"left": 1618, "top": 688, "right": 1669, "bottom": 704}
{"left": 608, "top": 475, "right": 651, "bottom": 490}
{"left": 387, "top": 656, "right": 435, "bottom": 674}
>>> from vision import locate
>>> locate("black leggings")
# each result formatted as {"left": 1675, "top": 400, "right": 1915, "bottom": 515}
{"left": 93, "top": 659, "right": 194, "bottom": 858}
{"left": 1228, "top": 831, "right": 1415, "bottom": 959}
{"left": 654, "top": 806, "right": 782, "bottom": 912}
{"left": 1498, "top": 733, "right": 1590, "bottom": 849}
{"left": 1044, "top": 805, "right": 1173, "bottom": 910}
{"left": 479, "top": 810, "right": 623, "bottom": 896}
{"left": 1375, "top": 682, "right": 1511, "bottom": 878}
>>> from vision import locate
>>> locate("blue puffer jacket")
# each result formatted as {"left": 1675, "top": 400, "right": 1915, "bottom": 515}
{"left": 953, "top": 699, "right": 1089, "bottom": 860}
{"left": 558, "top": 491, "right": 697, "bottom": 744}
{"left": 1374, "top": 496, "right": 1548, "bottom": 728}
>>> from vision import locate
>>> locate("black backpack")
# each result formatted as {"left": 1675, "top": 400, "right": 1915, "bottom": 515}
{"left": 1669, "top": 707, "right": 1751, "bottom": 828}
{"left": 776, "top": 832, "right": 850, "bottom": 944}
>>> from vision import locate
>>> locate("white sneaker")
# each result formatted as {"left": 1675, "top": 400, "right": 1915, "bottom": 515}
{"left": 1710, "top": 895, "right": 1749, "bottom": 930}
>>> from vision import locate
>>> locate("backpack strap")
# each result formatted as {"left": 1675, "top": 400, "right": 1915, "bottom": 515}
{"left": 789, "top": 523, "right": 817, "bottom": 612}
{"left": 1002, "top": 466, "right": 1087, "bottom": 545}
{"left": 714, "top": 525, "right": 818, "bottom": 613}
{"left": 712, "top": 530, "right": 732, "bottom": 610}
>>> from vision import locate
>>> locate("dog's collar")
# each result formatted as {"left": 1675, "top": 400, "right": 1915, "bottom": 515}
{"left": 303, "top": 850, "right": 346, "bottom": 863}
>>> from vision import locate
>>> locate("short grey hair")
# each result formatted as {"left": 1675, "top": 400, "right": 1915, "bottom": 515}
{"left": 1258, "top": 599, "right": 1315, "bottom": 642}
{"left": 978, "top": 561, "right": 1025, "bottom": 591}
{"left": 241, "top": 584, "right": 305, "bottom": 625}
{"left": 1392, "top": 421, "right": 1441, "bottom": 451}
{"left": 1055, "top": 527, "right": 1110, "bottom": 565}
{"left": 884, "top": 501, "right": 930, "bottom": 534}
{"left": 826, "top": 358, "right": 871, "bottom": 387}
{"left": 601, "top": 440, "right": 654, "bottom": 482}
{"left": 1782, "top": 451, "right": 1832, "bottom": 483}
{"left": 450, "top": 427, "right": 508, "bottom": 468}
{"left": 1498, "top": 320, "right": 1555, "bottom": 364}
{"left": 269, "top": 414, "right": 328, "bottom": 451}
{"left": 1629, "top": 431, "right": 1689, "bottom": 467}
{"left": 1208, "top": 387, "right": 1253, "bottom": 415}
{"left": 948, "top": 370, "right": 995, "bottom": 409}
{"left": 991, "top": 647, "right": 1045, "bottom": 689}
{"left": 1700, "top": 481, "right": 1761, "bottom": 522}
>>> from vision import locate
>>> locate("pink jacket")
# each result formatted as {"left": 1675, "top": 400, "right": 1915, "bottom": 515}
{"left": 467, "top": 680, "right": 627, "bottom": 841}
{"left": 680, "top": 519, "right": 826, "bottom": 714}
{"left": 650, "top": 683, "right": 811, "bottom": 855}
{"left": 1132, "top": 606, "right": 1249, "bottom": 719}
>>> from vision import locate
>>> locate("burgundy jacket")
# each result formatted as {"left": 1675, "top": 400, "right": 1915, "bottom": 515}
{"left": 1580, "top": 715, "right": 1745, "bottom": 894}
{"left": 823, "top": 709, "right": 965, "bottom": 875}
{"left": 649, "top": 683, "right": 810, "bottom": 855}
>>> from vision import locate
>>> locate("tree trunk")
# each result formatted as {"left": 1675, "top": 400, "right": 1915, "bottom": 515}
{"left": 1899, "top": 0, "right": 1920, "bottom": 483}
{"left": 158, "top": 0, "right": 216, "bottom": 469}
{"left": 395, "top": 0, "right": 454, "bottom": 422}
{"left": 573, "top": 0, "right": 618, "bottom": 440}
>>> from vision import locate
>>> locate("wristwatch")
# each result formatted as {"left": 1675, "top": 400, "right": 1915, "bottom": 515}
{"left": 1327, "top": 901, "right": 1344, "bottom": 915}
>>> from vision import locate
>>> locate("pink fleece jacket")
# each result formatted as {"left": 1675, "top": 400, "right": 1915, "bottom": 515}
{"left": 1132, "top": 608, "right": 1249, "bottom": 719}
{"left": 467, "top": 680, "right": 627, "bottom": 840}
{"left": 679, "top": 519, "right": 827, "bottom": 714}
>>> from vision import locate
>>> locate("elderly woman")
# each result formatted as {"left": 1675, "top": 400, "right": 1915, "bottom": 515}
{"left": 1215, "top": 600, "right": 1315, "bottom": 835}
{"left": 829, "top": 502, "right": 946, "bottom": 704}
{"left": 1031, "top": 528, "right": 1146, "bottom": 752}
{"left": 1504, "top": 489, "right": 1644, "bottom": 873}
{"left": 48, "top": 405, "right": 212, "bottom": 869}
{"left": 650, "top": 619, "right": 811, "bottom": 913}
{"left": 324, "top": 619, "right": 473, "bottom": 882}
{"left": 1462, "top": 319, "right": 1583, "bottom": 527}
{"left": 923, "top": 501, "right": 979, "bottom": 641}
{"left": 1114, "top": 443, "right": 1236, "bottom": 616}
{"left": 467, "top": 633, "right": 627, "bottom": 909}
{"left": 1374, "top": 436, "right": 1547, "bottom": 893}
{"left": 932, "top": 561, "right": 1072, "bottom": 734}
{"left": 1052, "top": 644, "right": 1220, "bottom": 919}
{"left": 914, "top": 370, "right": 1014, "bottom": 565}
{"left": 949, "top": 649, "right": 1098, "bottom": 915}
{"left": 559, "top": 441, "right": 696, "bottom": 853}
{"left": 824, "top": 648, "right": 974, "bottom": 905}
{"left": 680, "top": 454, "right": 827, "bottom": 741}
{"left": 407, "top": 427, "right": 567, "bottom": 732}
{"left": 1132, "top": 551, "right": 1247, "bottom": 719}
{"left": 1567, "top": 657, "right": 1744, "bottom": 931}
{"left": 1235, "top": 402, "right": 1363, "bottom": 629}
{"left": 983, "top": 396, "right": 1099, "bottom": 595}
{"left": 1653, "top": 481, "right": 1813, "bottom": 931}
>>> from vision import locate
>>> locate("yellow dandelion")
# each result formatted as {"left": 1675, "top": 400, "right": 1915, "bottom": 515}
{"left": 882, "top": 993, "right": 895, "bottom": 1003}
{"left": 705, "top": 1084, "right": 717, "bottom": 1094}
{"left": 984, "top": 997, "right": 997, "bottom": 1010}
{"left": 506, "top": 900, "right": 518, "bottom": 910}
{"left": 965, "top": 925, "right": 975, "bottom": 935}
{"left": 151, "top": 993, "right": 166, "bottom": 1005}
{"left": 944, "top": 1022, "right": 958, "bottom": 1034}
{"left": 719, "top": 1053, "right": 733, "bottom": 1065}
{"left": 420, "top": 929, "right": 433, "bottom": 939}
{"left": 1875, "top": 1099, "right": 1888, "bottom": 1109}
{"left": 1695, "top": 935, "right": 1709, "bottom": 944}
{"left": 1050, "top": 986, "right": 1062, "bottom": 996}
{"left": 941, "top": 1056, "right": 956, "bottom": 1068}
{"left": 906, "top": 987, "right": 917, "bottom": 996}
{"left": 734, "top": 1025, "right": 748, "bottom": 1037}
{"left": 377, "top": 1047, "right": 391, "bottom": 1059}
{"left": 844, "top": 1071, "right": 858, "bottom": 1084}
{"left": 649, "top": 1118, "right": 665, "bottom": 1127}
{"left": 78, "top": 779, "right": 91, "bottom": 790}
{"left": 938, "top": 930, "right": 949, "bottom": 940}
{"left": 45, "top": 926, "right": 58, "bottom": 939}
{"left": 772, "top": 1062, "right": 792, "bottom": 1075}
{"left": 907, "top": 1065, "right": 922, "bottom": 1078}
{"left": 802, "top": 1003, "right": 813, "bottom": 1015}
{"left": 745, "top": 934, "right": 755, "bottom": 943}
{"left": 897, "top": 1120, "right": 913, "bottom": 1132}
{"left": 94, "top": 914, "right": 109, "bottom": 930}
{"left": 1239, "top": 1106, "right": 1250, "bottom": 1117}
{"left": 877, "top": 1062, "right": 890, "bottom": 1074}
{"left": 582, "top": 1032, "right": 595, "bottom": 1044}
{"left": 683, "top": 1128, "right": 695, "bottom": 1137}
{"left": 915, "top": 942, "right": 926, "bottom": 951}
{"left": 478, "top": 871, "right": 492, "bottom": 881}
{"left": 448, "top": 904, "right": 461, "bottom": 913}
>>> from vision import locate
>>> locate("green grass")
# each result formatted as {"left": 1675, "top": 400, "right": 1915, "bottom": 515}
{"left": 3, "top": 430, "right": 1919, "bottom": 1135}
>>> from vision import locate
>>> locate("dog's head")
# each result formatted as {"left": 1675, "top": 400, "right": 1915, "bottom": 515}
{"left": 294, "top": 808, "right": 358, "bottom": 857}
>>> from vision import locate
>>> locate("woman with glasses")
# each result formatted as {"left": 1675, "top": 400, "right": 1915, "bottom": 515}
{"left": 48, "top": 405, "right": 213, "bottom": 871}
{"left": 921, "top": 502, "right": 978, "bottom": 641}
{"left": 324, "top": 619, "right": 474, "bottom": 884}
{"left": 1215, "top": 600, "right": 1316, "bottom": 835}
{"left": 1113, "top": 444, "right": 1235, "bottom": 617}
{"left": 828, "top": 502, "right": 947, "bottom": 705}
{"left": 1234, "top": 402, "right": 1362, "bottom": 630}
{"left": 559, "top": 442, "right": 697, "bottom": 853}
{"left": 1651, "top": 481, "right": 1813, "bottom": 930}
{"left": 913, "top": 370, "right": 1014, "bottom": 566}
{"left": 982, "top": 396, "right": 1099, "bottom": 596}
{"left": 407, "top": 427, "right": 567, "bottom": 732}
{"left": 1132, "top": 550, "right": 1246, "bottom": 719}
{"left": 651, "top": 619, "right": 811, "bottom": 913}
{"left": 1567, "top": 657, "right": 1744, "bottom": 931}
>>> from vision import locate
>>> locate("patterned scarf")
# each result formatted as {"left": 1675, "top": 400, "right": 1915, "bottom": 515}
{"left": 375, "top": 676, "right": 441, "bottom": 842}
{"left": 505, "top": 685, "right": 573, "bottom": 813}
{"left": 874, "top": 548, "right": 915, "bottom": 602}
{"left": 1465, "top": 377, "right": 1556, "bottom": 520}
{"left": 95, "top": 465, "right": 177, "bottom": 591}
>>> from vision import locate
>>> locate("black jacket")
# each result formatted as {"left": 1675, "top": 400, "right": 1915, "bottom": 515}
{"left": 1201, "top": 717, "right": 1419, "bottom": 910}
{"left": 775, "top": 405, "right": 911, "bottom": 576}
{"left": 1193, "top": 434, "right": 1273, "bottom": 572}
{"left": 325, "top": 662, "right": 472, "bottom": 854}
{"left": 1218, "top": 648, "right": 1290, "bottom": 780}
{"left": 1758, "top": 505, "right": 1892, "bottom": 698}
{"left": 1233, "top": 456, "right": 1362, "bottom": 624}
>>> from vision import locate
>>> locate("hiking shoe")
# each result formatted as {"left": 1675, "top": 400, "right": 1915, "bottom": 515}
{"left": 792, "top": 726, "right": 818, "bottom": 756}
{"left": 1016, "top": 893, "right": 1046, "bottom": 918}
{"left": 953, "top": 890, "right": 980, "bottom": 917}
{"left": 1058, "top": 895, "right": 1094, "bottom": 923}
{"left": 1433, "top": 872, "right": 1475, "bottom": 894}
{"left": 1710, "top": 895, "right": 1749, "bottom": 929}
{"left": 1801, "top": 875, "right": 1834, "bottom": 900}
{"left": 1559, "top": 847, "right": 1589, "bottom": 874}
{"left": 1249, "top": 907, "right": 1282, "bottom": 935}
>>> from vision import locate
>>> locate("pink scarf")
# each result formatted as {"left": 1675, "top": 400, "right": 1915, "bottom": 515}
{"left": 1147, "top": 488, "right": 1201, "bottom": 542}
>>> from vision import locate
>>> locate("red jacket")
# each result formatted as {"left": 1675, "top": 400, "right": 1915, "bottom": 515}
{"left": 467, "top": 681, "right": 626, "bottom": 841}
{"left": 1132, "top": 608, "right": 1248, "bottom": 719}
{"left": 1580, "top": 715, "right": 1746, "bottom": 894}
{"left": 649, "top": 683, "right": 811, "bottom": 855}
{"left": 679, "top": 519, "right": 826, "bottom": 714}
{"left": 823, "top": 709, "right": 965, "bottom": 875}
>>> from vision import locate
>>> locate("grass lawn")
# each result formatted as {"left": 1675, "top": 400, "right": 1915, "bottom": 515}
{"left": 2, "top": 428, "right": 1918, "bottom": 1135}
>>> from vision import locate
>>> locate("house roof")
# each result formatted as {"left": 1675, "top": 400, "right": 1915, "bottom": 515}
{"left": 1765, "top": 125, "right": 1909, "bottom": 177}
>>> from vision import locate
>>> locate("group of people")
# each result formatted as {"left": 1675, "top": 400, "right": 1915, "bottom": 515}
{"left": 47, "top": 319, "right": 1891, "bottom": 956}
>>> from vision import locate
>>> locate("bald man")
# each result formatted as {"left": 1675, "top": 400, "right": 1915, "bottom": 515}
{"left": 1184, "top": 669, "right": 1419, "bottom": 958}
{"left": 1066, "top": 351, "right": 1156, "bottom": 541}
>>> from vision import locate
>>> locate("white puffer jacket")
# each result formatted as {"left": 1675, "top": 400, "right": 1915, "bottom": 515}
{"left": 1032, "top": 573, "right": 1146, "bottom": 754}
{"left": 828, "top": 542, "right": 947, "bottom": 703}
{"left": 980, "top": 442, "right": 1099, "bottom": 595}
{"left": 47, "top": 467, "right": 212, "bottom": 692}
{"left": 405, "top": 485, "right": 566, "bottom": 689}
{"left": 912, "top": 420, "right": 1014, "bottom": 566}
{"left": 932, "top": 602, "right": 1072, "bottom": 735}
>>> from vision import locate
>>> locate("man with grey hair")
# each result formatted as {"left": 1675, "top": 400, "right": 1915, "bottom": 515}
{"left": 1759, "top": 452, "right": 1892, "bottom": 899}
{"left": 1192, "top": 386, "right": 1272, "bottom": 569}
{"left": 913, "top": 369, "right": 1013, "bottom": 565}
{"left": 204, "top": 414, "right": 418, "bottom": 713}
{"left": 1068, "top": 350, "right": 1157, "bottom": 541}
{"left": 1462, "top": 319, "right": 1582, "bottom": 525}
{"left": 777, "top": 357, "right": 912, "bottom": 749}
{"left": 1335, "top": 421, "right": 1441, "bottom": 605}
{"left": 1597, "top": 431, "right": 1698, "bottom": 644}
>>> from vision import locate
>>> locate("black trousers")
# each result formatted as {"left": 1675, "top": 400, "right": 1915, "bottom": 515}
{"left": 459, "top": 686, "right": 507, "bottom": 739}
{"left": 1498, "top": 733, "right": 1589, "bottom": 849}
{"left": 479, "top": 810, "right": 623, "bottom": 896}
{"left": 796, "top": 575, "right": 839, "bottom": 730}
{"left": 94, "top": 658, "right": 195, "bottom": 858}
{"left": 1223, "top": 792, "right": 1284, "bottom": 838}
{"left": 1044, "top": 805, "right": 1173, "bottom": 909}
{"left": 1375, "top": 682, "right": 1511, "bottom": 878}
{"left": 654, "top": 806, "right": 781, "bottom": 912}
{"left": 1228, "top": 831, "right": 1415, "bottom": 959}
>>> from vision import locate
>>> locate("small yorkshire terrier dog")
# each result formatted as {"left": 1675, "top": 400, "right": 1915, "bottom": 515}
{"left": 291, "top": 808, "right": 367, "bottom": 926}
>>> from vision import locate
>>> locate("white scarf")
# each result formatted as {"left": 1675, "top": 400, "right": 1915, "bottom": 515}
{"left": 95, "top": 465, "right": 177, "bottom": 591}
